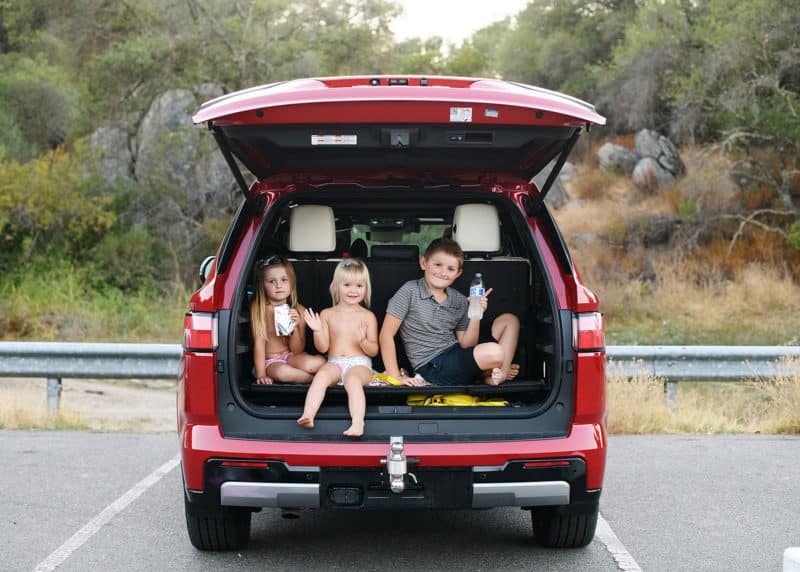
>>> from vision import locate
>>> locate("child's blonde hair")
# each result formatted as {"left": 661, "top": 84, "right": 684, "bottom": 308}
{"left": 329, "top": 258, "right": 371, "bottom": 308}
{"left": 250, "top": 256, "right": 298, "bottom": 340}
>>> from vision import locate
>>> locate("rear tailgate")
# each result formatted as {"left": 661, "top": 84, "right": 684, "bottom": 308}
{"left": 193, "top": 76, "right": 605, "bottom": 193}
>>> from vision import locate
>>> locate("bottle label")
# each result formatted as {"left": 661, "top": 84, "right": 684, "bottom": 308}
{"left": 469, "top": 286, "right": 484, "bottom": 298}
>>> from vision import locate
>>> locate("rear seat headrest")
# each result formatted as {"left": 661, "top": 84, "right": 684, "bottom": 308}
{"left": 288, "top": 205, "right": 335, "bottom": 252}
{"left": 370, "top": 244, "right": 419, "bottom": 260}
{"left": 452, "top": 204, "right": 500, "bottom": 253}
{"left": 348, "top": 238, "right": 369, "bottom": 259}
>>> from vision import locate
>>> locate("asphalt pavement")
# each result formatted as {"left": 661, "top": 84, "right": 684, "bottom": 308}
{"left": 1, "top": 431, "right": 798, "bottom": 571}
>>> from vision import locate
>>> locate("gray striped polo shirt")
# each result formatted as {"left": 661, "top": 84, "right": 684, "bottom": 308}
{"left": 386, "top": 278, "right": 469, "bottom": 369}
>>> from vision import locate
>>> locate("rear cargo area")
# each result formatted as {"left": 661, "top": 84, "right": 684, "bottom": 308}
{"left": 221, "top": 188, "right": 570, "bottom": 439}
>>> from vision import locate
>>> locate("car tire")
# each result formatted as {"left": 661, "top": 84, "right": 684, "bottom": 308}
{"left": 184, "top": 495, "right": 251, "bottom": 551}
{"left": 531, "top": 500, "right": 599, "bottom": 548}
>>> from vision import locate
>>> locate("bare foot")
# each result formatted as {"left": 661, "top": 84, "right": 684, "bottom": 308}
{"left": 297, "top": 414, "right": 314, "bottom": 429}
{"left": 485, "top": 368, "right": 504, "bottom": 386}
{"left": 343, "top": 421, "right": 364, "bottom": 437}
{"left": 506, "top": 364, "right": 520, "bottom": 380}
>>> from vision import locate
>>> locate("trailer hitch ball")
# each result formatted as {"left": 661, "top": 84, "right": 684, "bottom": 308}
{"left": 385, "top": 436, "right": 407, "bottom": 494}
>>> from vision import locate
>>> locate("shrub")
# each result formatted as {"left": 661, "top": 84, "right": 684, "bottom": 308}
{"left": 788, "top": 220, "right": 800, "bottom": 251}
{"left": 0, "top": 145, "right": 116, "bottom": 267}
{"left": 88, "top": 228, "right": 161, "bottom": 292}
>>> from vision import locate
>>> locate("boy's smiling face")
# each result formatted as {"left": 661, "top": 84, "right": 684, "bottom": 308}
{"left": 420, "top": 251, "right": 462, "bottom": 291}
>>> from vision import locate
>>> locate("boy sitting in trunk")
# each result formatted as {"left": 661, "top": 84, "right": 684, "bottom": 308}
{"left": 379, "top": 238, "right": 519, "bottom": 387}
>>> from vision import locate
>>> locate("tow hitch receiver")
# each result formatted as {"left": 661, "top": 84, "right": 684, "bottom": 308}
{"left": 319, "top": 436, "right": 470, "bottom": 508}
{"left": 381, "top": 435, "right": 416, "bottom": 493}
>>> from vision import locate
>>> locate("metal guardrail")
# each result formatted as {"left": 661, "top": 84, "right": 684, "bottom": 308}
{"left": 606, "top": 345, "right": 800, "bottom": 381}
{"left": 606, "top": 345, "right": 800, "bottom": 409}
{"left": 1, "top": 342, "right": 798, "bottom": 411}
{"left": 0, "top": 342, "right": 181, "bottom": 379}
{"left": 0, "top": 342, "right": 181, "bottom": 412}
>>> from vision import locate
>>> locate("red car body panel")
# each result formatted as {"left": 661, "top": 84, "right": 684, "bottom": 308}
{"left": 181, "top": 423, "right": 606, "bottom": 491}
{"left": 193, "top": 76, "right": 606, "bottom": 127}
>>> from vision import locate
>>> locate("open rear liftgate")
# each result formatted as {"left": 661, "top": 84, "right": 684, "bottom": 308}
{"left": 217, "top": 437, "right": 574, "bottom": 510}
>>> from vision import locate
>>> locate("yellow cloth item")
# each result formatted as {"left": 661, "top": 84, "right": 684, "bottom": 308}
{"left": 406, "top": 394, "right": 509, "bottom": 406}
{"left": 371, "top": 372, "right": 406, "bottom": 387}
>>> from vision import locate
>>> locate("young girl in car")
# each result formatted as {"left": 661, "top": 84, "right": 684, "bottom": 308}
{"left": 250, "top": 256, "right": 326, "bottom": 384}
{"left": 298, "top": 258, "right": 379, "bottom": 437}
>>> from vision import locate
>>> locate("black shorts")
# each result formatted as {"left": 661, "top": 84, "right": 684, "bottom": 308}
{"left": 416, "top": 344, "right": 483, "bottom": 386}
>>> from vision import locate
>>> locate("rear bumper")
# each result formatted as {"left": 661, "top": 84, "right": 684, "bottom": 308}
{"left": 181, "top": 422, "right": 606, "bottom": 510}
{"left": 218, "top": 479, "right": 571, "bottom": 509}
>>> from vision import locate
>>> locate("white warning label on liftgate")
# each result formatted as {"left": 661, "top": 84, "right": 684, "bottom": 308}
{"left": 311, "top": 134, "right": 358, "bottom": 145}
{"left": 450, "top": 107, "right": 473, "bottom": 122}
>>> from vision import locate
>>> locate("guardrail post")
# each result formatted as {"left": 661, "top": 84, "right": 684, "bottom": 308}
{"left": 664, "top": 381, "right": 678, "bottom": 411}
{"left": 47, "top": 377, "right": 62, "bottom": 414}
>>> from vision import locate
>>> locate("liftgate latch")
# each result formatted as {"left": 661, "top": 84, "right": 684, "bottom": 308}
{"left": 381, "top": 435, "right": 417, "bottom": 493}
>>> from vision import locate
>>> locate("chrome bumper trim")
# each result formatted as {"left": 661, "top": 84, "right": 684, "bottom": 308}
{"left": 472, "top": 481, "right": 570, "bottom": 508}
{"left": 220, "top": 482, "right": 320, "bottom": 508}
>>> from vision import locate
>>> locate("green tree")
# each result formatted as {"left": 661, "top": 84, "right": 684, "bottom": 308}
{"left": 387, "top": 37, "right": 446, "bottom": 75}
{"left": 495, "top": 0, "right": 636, "bottom": 97}
{"left": 442, "top": 42, "right": 489, "bottom": 77}
{"left": 467, "top": 19, "right": 512, "bottom": 78}
{"left": 696, "top": 0, "right": 800, "bottom": 143}
{"left": 596, "top": 0, "right": 800, "bottom": 145}
{"left": 596, "top": 0, "right": 696, "bottom": 137}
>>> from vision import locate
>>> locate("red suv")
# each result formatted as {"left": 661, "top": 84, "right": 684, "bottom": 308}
{"left": 179, "top": 76, "right": 606, "bottom": 550}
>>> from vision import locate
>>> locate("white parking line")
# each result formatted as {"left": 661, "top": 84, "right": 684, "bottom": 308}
{"left": 596, "top": 513, "right": 642, "bottom": 571}
{"left": 32, "top": 453, "right": 180, "bottom": 572}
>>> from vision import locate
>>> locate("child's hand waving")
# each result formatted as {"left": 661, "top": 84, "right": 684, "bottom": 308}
{"left": 304, "top": 308, "right": 322, "bottom": 331}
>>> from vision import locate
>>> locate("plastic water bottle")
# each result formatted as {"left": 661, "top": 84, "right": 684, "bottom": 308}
{"left": 468, "top": 273, "right": 484, "bottom": 320}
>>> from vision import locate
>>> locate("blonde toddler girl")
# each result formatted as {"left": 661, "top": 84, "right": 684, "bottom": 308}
{"left": 298, "top": 258, "right": 378, "bottom": 437}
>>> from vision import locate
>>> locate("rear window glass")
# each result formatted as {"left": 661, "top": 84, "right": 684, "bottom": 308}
{"left": 351, "top": 221, "right": 449, "bottom": 253}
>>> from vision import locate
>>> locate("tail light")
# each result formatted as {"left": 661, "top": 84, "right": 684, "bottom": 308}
{"left": 523, "top": 460, "right": 571, "bottom": 468}
{"left": 221, "top": 461, "right": 269, "bottom": 468}
{"left": 183, "top": 312, "right": 218, "bottom": 352}
{"left": 572, "top": 312, "right": 604, "bottom": 352}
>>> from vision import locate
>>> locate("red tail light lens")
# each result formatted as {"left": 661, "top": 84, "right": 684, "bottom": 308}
{"left": 572, "top": 312, "right": 604, "bottom": 352}
{"left": 183, "top": 312, "right": 218, "bottom": 352}
{"left": 523, "top": 460, "right": 571, "bottom": 468}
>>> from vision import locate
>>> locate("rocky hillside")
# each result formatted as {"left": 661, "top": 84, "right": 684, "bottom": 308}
{"left": 553, "top": 132, "right": 800, "bottom": 345}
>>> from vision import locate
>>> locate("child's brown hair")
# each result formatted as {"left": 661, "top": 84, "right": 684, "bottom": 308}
{"left": 423, "top": 238, "right": 464, "bottom": 269}
{"left": 250, "top": 256, "right": 298, "bottom": 340}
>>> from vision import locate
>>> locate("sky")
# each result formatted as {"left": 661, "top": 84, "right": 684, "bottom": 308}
{"left": 390, "top": 0, "right": 531, "bottom": 45}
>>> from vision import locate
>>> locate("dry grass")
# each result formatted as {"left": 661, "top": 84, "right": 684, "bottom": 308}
{"left": 0, "top": 384, "right": 90, "bottom": 430}
{"left": 606, "top": 371, "right": 675, "bottom": 433}
{"left": 0, "top": 378, "right": 176, "bottom": 432}
{"left": 598, "top": 260, "right": 800, "bottom": 345}
{"left": 566, "top": 169, "right": 627, "bottom": 202}
{"left": 756, "top": 358, "right": 800, "bottom": 433}
{"left": 608, "top": 358, "right": 800, "bottom": 434}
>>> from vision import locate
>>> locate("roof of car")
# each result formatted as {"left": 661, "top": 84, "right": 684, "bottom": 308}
{"left": 192, "top": 75, "right": 606, "bottom": 126}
